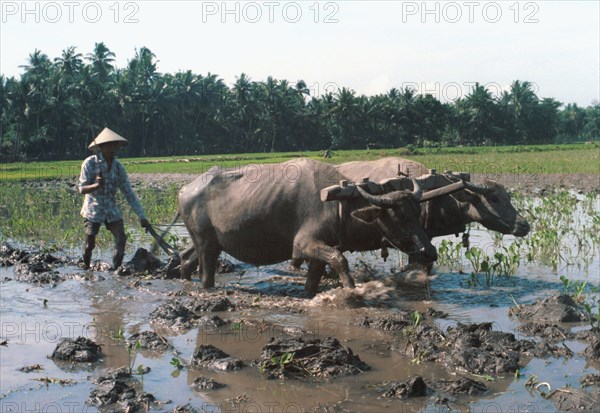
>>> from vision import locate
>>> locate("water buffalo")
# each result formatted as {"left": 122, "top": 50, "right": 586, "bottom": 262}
{"left": 337, "top": 157, "right": 530, "bottom": 268}
{"left": 177, "top": 159, "right": 447, "bottom": 294}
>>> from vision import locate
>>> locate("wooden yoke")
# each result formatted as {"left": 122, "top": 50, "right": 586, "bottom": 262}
{"left": 320, "top": 166, "right": 471, "bottom": 252}
{"left": 321, "top": 177, "right": 382, "bottom": 202}
{"left": 320, "top": 165, "right": 471, "bottom": 203}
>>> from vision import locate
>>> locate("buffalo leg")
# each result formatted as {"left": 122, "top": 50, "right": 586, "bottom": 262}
{"left": 305, "top": 260, "right": 326, "bottom": 295}
{"left": 198, "top": 241, "right": 221, "bottom": 289}
{"left": 408, "top": 254, "right": 434, "bottom": 274}
{"left": 179, "top": 245, "right": 198, "bottom": 280}
{"left": 300, "top": 241, "right": 355, "bottom": 290}
{"left": 397, "top": 240, "right": 435, "bottom": 275}
{"left": 289, "top": 257, "right": 305, "bottom": 270}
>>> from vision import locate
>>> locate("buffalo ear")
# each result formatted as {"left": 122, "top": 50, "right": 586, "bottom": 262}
{"left": 351, "top": 206, "right": 381, "bottom": 224}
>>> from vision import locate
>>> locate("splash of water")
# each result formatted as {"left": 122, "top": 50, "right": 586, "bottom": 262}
{"left": 309, "top": 281, "right": 397, "bottom": 308}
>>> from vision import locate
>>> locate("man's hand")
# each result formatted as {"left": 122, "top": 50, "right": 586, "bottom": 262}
{"left": 140, "top": 218, "right": 151, "bottom": 229}
{"left": 95, "top": 175, "right": 104, "bottom": 189}
{"left": 79, "top": 181, "right": 103, "bottom": 195}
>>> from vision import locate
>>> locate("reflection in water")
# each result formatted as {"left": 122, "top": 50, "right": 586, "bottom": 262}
{"left": 88, "top": 282, "right": 131, "bottom": 373}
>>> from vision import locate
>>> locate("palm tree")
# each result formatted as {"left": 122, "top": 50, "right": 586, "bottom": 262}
{"left": 231, "top": 73, "right": 259, "bottom": 151}
{"left": 331, "top": 87, "right": 358, "bottom": 148}
{"left": 456, "top": 83, "right": 499, "bottom": 145}
{"left": 85, "top": 42, "right": 115, "bottom": 81}
{"left": 559, "top": 103, "right": 586, "bottom": 141}
{"left": 509, "top": 80, "right": 539, "bottom": 143}
{"left": 0, "top": 76, "right": 28, "bottom": 158}
{"left": 19, "top": 49, "right": 52, "bottom": 77}
{"left": 582, "top": 104, "right": 600, "bottom": 141}
{"left": 19, "top": 50, "right": 54, "bottom": 154}
{"left": 54, "top": 46, "right": 83, "bottom": 77}
{"left": 510, "top": 80, "right": 538, "bottom": 117}
{"left": 124, "top": 47, "right": 161, "bottom": 155}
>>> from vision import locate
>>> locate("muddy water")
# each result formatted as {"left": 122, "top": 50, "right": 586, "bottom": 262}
{"left": 1, "top": 223, "right": 599, "bottom": 411}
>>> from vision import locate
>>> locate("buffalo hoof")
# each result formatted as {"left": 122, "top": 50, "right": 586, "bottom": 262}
{"left": 304, "top": 282, "right": 319, "bottom": 298}
{"left": 302, "top": 290, "right": 318, "bottom": 299}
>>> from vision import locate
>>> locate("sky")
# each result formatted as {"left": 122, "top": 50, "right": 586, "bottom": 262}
{"left": 1, "top": 0, "right": 599, "bottom": 106}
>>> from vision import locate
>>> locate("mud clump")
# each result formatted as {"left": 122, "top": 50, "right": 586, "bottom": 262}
{"left": 149, "top": 301, "right": 195, "bottom": 331}
{"left": 377, "top": 376, "right": 430, "bottom": 399}
{"left": 13, "top": 262, "right": 62, "bottom": 284}
{"left": 51, "top": 337, "right": 102, "bottom": 362}
{"left": 158, "top": 254, "right": 182, "bottom": 279}
{"left": 258, "top": 336, "right": 369, "bottom": 380}
{"left": 150, "top": 297, "right": 235, "bottom": 332}
{"left": 509, "top": 295, "right": 587, "bottom": 322}
{"left": 1, "top": 244, "right": 63, "bottom": 268}
{"left": 191, "top": 344, "right": 243, "bottom": 371}
{"left": 580, "top": 374, "right": 600, "bottom": 387}
{"left": 434, "top": 377, "right": 489, "bottom": 395}
{"left": 401, "top": 323, "right": 540, "bottom": 374}
{"left": 370, "top": 376, "right": 488, "bottom": 400}
{"left": 426, "top": 307, "right": 448, "bottom": 318}
{"left": 89, "top": 261, "right": 113, "bottom": 272}
{"left": 197, "top": 315, "right": 228, "bottom": 328}
{"left": 18, "top": 364, "right": 44, "bottom": 373}
{"left": 88, "top": 369, "right": 156, "bottom": 411}
{"left": 126, "top": 331, "right": 171, "bottom": 352}
{"left": 442, "top": 323, "right": 538, "bottom": 373}
{"left": 574, "top": 329, "right": 600, "bottom": 343}
{"left": 0, "top": 243, "right": 26, "bottom": 266}
{"left": 172, "top": 404, "right": 202, "bottom": 413}
{"left": 517, "top": 340, "right": 574, "bottom": 359}
{"left": 546, "top": 387, "right": 600, "bottom": 411}
{"left": 115, "top": 248, "right": 163, "bottom": 276}
{"left": 216, "top": 258, "right": 236, "bottom": 273}
{"left": 156, "top": 255, "right": 236, "bottom": 279}
{"left": 518, "top": 322, "right": 573, "bottom": 342}
{"left": 582, "top": 338, "right": 600, "bottom": 361}
{"left": 190, "top": 297, "right": 235, "bottom": 312}
{"left": 11, "top": 251, "right": 64, "bottom": 284}
{"left": 358, "top": 311, "right": 414, "bottom": 331}
{"left": 191, "top": 376, "right": 226, "bottom": 391}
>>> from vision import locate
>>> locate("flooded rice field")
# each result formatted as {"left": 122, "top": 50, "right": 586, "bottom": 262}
{"left": 1, "top": 188, "right": 599, "bottom": 413}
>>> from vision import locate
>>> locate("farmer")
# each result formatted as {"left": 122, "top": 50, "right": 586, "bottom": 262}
{"left": 78, "top": 127, "right": 150, "bottom": 269}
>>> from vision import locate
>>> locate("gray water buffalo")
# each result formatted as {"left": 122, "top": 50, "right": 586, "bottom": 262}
{"left": 177, "top": 158, "right": 448, "bottom": 294}
{"left": 337, "top": 157, "right": 530, "bottom": 268}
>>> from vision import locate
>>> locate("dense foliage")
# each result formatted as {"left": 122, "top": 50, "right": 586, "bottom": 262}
{"left": 1, "top": 44, "right": 599, "bottom": 161}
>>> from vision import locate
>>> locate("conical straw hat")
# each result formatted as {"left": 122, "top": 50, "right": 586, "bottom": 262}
{"left": 88, "top": 127, "right": 128, "bottom": 150}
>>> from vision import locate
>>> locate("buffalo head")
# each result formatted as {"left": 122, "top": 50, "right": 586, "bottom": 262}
{"left": 458, "top": 179, "right": 530, "bottom": 236}
{"left": 351, "top": 179, "right": 438, "bottom": 261}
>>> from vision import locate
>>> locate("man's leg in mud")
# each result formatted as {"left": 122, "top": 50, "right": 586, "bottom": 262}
{"left": 107, "top": 220, "right": 127, "bottom": 269}
{"left": 83, "top": 220, "right": 100, "bottom": 269}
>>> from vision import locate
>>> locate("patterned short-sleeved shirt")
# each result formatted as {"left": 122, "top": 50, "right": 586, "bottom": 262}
{"left": 78, "top": 153, "right": 146, "bottom": 223}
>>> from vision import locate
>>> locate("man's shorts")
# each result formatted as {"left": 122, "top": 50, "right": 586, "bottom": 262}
{"left": 84, "top": 219, "right": 124, "bottom": 236}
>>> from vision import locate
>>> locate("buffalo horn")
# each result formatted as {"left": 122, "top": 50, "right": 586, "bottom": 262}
{"left": 464, "top": 180, "right": 492, "bottom": 194}
{"left": 356, "top": 178, "right": 423, "bottom": 208}
{"left": 411, "top": 178, "right": 423, "bottom": 201}
{"left": 419, "top": 180, "right": 467, "bottom": 202}
{"left": 355, "top": 185, "right": 396, "bottom": 208}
